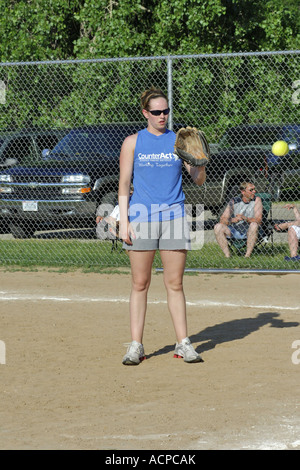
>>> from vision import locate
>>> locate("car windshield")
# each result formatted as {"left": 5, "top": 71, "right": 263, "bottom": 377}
{"left": 49, "top": 129, "right": 126, "bottom": 160}
{"left": 0, "top": 138, "right": 6, "bottom": 154}
{"left": 219, "top": 126, "right": 282, "bottom": 149}
{"left": 283, "top": 126, "right": 300, "bottom": 144}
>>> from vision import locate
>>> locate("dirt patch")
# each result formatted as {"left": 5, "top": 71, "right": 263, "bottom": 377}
{"left": 0, "top": 270, "right": 299, "bottom": 450}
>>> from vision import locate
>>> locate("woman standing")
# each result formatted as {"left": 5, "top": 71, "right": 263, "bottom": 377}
{"left": 119, "top": 87, "right": 206, "bottom": 365}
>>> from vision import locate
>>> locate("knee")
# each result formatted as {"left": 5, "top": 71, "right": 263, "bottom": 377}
{"left": 214, "top": 222, "right": 225, "bottom": 235}
{"left": 164, "top": 275, "right": 183, "bottom": 292}
{"left": 132, "top": 277, "right": 151, "bottom": 293}
{"left": 248, "top": 222, "right": 259, "bottom": 233}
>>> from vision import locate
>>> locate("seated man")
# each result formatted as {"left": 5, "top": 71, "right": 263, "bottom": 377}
{"left": 274, "top": 204, "right": 300, "bottom": 261}
{"left": 214, "top": 181, "right": 263, "bottom": 258}
{"left": 96, "top": 184, "right": 134, "bottom": 241}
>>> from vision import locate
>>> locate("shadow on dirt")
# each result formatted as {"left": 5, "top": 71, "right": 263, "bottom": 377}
{"left": 147, "top": 312, "right": 299, "bottom": 359}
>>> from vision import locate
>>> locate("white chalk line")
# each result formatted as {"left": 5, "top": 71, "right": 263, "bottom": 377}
{"left": 59, "top": 428, "right": 300, "bottom": 451}
{"left": 0, "top": 291, "right": 299, "bottom": 311}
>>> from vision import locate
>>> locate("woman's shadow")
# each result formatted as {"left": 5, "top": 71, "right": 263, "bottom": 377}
{"left": 147, "top": 312, "right": 299, "bottom": 358}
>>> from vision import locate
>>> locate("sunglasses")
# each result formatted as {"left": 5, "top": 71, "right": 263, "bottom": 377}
{"left": 148, "top": 108, "right": 170, "bottom": 116}
{"left": 247, "top": 188, "right": 256, "bottom": 192}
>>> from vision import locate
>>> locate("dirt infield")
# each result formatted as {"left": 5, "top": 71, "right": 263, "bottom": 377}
{"left": 0, "top": 269, "right": 299, "bottom": 450}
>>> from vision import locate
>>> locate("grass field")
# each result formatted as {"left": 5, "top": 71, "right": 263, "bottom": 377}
{"left": 0, "top": 238, "right": 299, "bottom": 272}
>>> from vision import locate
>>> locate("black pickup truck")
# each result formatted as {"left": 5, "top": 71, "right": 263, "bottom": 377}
{"left": 183, "top": 123, "right": 300, "bottom": 215}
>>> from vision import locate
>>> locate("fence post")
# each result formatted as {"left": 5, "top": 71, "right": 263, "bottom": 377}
{"left": 167, "top": 56, "right": 173, "bottom": 131}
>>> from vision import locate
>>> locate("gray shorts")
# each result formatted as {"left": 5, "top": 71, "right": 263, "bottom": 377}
{"left": 123, "top": 217, "right": 191, "bottom": 251}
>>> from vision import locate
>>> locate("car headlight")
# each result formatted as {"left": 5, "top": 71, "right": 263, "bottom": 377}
{"left": 61, "top": 174, "right": 91, "bottom": 194}
{"left": 61, "top": 174, "right": 90, "bottom": 184}
{"left": 0, "top": 174, "right": 12, "bottom": 182}
{"left": 62, "top": 187, "right": 91, "bottom": 194}
{"left": 0, "top": 187, "right": 13, "bottom": 193}
{"left": 0, "top": 174, "right": 13, "bottom": 193}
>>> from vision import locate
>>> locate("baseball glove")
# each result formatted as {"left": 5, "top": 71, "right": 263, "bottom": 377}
{"left": 174, "top": 126, "right": 210, "bottom": 167}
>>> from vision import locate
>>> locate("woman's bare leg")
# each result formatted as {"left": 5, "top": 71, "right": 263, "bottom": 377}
{"left": 160, "top": 249, "right": 188, "bottom": 342}
{"left": 128, "top": 250, "right": 156, "bottom": 343}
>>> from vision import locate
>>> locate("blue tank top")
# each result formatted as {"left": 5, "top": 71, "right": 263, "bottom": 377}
{"left": 129, "top": 128, "right": 185, "bottom": 222}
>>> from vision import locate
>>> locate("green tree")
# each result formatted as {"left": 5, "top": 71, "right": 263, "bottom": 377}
{"left": 73, "top": 0, "right": 300, "bottom": 58}
{"left": 0, "top": 0, "right": 299, "bottom": 63}
{"left": 0, "top": 0, "right": 82, "bottom": 62}
{"left": 0, "top": 0, "right": 298, "bottom": 133}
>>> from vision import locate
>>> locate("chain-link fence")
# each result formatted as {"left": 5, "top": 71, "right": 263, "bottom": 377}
{"left": 0, "top": 50, "right": 299, "bottom": 271}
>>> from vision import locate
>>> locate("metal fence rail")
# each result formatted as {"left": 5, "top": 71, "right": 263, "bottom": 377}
{"left": 0, "top": 50, "right": 299, "bottom": 270}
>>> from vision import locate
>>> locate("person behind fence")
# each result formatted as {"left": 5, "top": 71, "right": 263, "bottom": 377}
{"left": 274, "top": 204, "right": 300, "bottom": 262}
{"left": 214, "top": 181, "right": 263, "bottom": 258}
{"left": 96, "top": 205, "right": 119, "bottom": 240}
{"left": 118, "top": 86, "right": 206, "bottom": 366}
{"left": 96, "top": 185, "right": 134, "bottom": 240}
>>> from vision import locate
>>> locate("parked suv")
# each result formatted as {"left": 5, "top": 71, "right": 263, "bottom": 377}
{"left": 0, "top": 124, "right": 145, "bottom": 237}
{"left": 0, "top": 128, "right": 68, "bottom": 167}
{"left": 0, "top": 128, "right": 68, "bottom": 234}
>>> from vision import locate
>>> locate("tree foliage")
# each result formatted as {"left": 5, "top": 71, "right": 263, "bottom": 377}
{"left": 0, "top": 1, "right": 298, "bottom": 137}
{"left": 0, "top": 0, "right": 299, "bottom": 63}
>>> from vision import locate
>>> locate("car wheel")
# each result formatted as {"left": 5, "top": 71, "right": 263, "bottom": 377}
{"left": 9, "top": 224, "right": 36, "bottom": 239}
{"left": 0, "top": 221, "right": 9, "bottom": 234}
{"left": 101, "top": 191, "right": 118, "bottom": 207}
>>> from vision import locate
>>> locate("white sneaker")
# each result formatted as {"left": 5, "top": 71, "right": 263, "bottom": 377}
{"left": 174, "top": 337, "right": 203, "bottom": 363}
{"left": 122, "top": 341, "right": 146, "bottom": 365}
